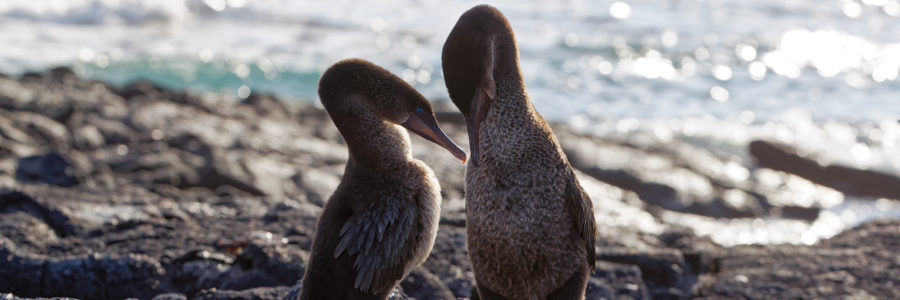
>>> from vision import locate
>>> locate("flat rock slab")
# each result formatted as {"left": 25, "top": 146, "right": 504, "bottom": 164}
{"left": 696, "top": 220, "right": 900, "bottom": 299}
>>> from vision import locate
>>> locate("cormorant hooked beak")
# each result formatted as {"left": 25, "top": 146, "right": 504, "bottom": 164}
{"left": 466, "top": 74, "right": 496, "bottom": 167}
{"left": 403, "top": 109, "right": 467, "bottom": 163}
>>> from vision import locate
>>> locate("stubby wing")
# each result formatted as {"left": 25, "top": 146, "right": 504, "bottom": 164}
{"left": 565, "top": 169, "right": 597, "bottom": 270}
{"left": 333, "top": 198, "right": 416, "bottom": 293}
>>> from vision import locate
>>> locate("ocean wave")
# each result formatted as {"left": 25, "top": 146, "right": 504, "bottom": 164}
{"left": 0, "top": 0, "right": 201, "bottom": 25}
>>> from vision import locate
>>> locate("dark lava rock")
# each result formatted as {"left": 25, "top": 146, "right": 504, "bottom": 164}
{"left": 166, "top": 237, "right": 306, "bottom": 297}
{"left": 0, "top": 294, "right": 77, "bottom": 300}
{"left": 0, "top": 189, "right": 75, "bottom": 238}
{"left": 151, "top": 293, "right": 189, "bottom": 300}
{"left": 421, "top": 225, "right": 476, "bottom": 298}
{"left": 239, "top": 93, "right": 291, "bottom": 119}
{"left": 820, "top": 218, "right": 900, "bottom": 250}
{"left": 587, "top": 261, "right": 650, "bottom": 299}
{"left": 114, "top": 80, "right": 168, "bottom": 102}
{"left": 15, "top": 153, "right": 80, "bottom": 186}
{"left": 193, "top": 286, "right": 293, "bottom": 300}
{"left": 282, "top": 282, "right": 409, "bottom": 300}
{"left": 695, "top": 220, "right": 900, "bottom": 298}
{"left": 71, "top": 124, "right": 106, "bottom": 150}
{"left": 0, "top": 111, "right": 38, "bottom": 148}
{"left": 596, "top": 248, "right": 699, "bottom": 299}
{"left": 12, "top": 112, "right": 71, "bottom": 149}
{"left": 399, "top": 268, "right": 456, "bottom": 299}
{"left": 750, "top": 140, "right": 900, "bottom": 200}
{"left": 0, "top": 237, "right": 167, "bottom": 300}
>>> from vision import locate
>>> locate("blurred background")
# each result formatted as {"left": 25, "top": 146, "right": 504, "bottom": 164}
{"left": 1, "top": 0, "right": 898, "bottom": 246}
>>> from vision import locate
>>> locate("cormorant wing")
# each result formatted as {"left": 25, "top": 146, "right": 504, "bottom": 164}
{"left": 565, "top": 169, "right": 597, "bottom": 270}
{"left": 333, "top": 195, "right": 417, "bottom": 293}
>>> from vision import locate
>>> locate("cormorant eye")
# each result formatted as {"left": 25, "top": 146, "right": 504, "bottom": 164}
{"left": 415, "top": 107, "right": 424, "bottom": 113}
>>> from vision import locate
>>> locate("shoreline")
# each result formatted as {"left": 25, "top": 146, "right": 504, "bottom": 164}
{"left": 1, "top": 68, "right": 899, "bottom": 299}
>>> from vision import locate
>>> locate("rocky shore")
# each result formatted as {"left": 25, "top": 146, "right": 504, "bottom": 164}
{"left": 1, "top": 68, "right": 898, "bottom": 299}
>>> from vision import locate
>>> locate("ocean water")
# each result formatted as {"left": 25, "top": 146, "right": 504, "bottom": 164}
{"left": 1, "top": 0, "right": 899, "bottom": 245}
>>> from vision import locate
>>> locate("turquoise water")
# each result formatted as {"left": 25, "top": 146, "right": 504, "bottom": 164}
{"left": 74, "top": 59, "right": 321, "bottom": 99}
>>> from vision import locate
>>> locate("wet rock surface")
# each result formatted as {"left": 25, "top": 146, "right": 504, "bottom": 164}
{"left": 750, "top": 140, "right": 900, "bottom": 200}
{"left": 0, "top": 69, "right": 898, "bottom": 299}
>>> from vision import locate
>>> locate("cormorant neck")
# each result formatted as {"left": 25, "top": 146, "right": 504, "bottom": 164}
{"left": 489, "top": 28, "right": 528, "bottom": 105}
{"left": 322, "top": 94, "right": 411, "bottom": 170}
{"left": 478, "top": 67, "right": 552, "bottom": 167}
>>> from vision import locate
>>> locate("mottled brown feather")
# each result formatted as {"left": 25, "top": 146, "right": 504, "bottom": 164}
{"left": 565, "top": 168, "right": 597, "bottom": 270}
{"left": 442, "top": 5, "right": 598, "bottom": 299}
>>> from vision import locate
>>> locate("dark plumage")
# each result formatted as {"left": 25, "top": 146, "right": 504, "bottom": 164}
{"left": 442, "top": 5, "right": 597, "bottom": 300}
{"left": 299, "top": 59, "right": 465, "bottom": 300}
